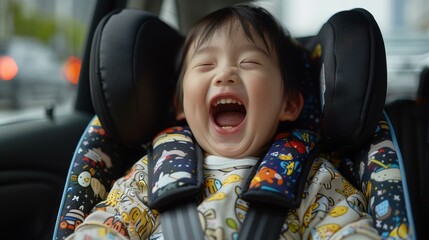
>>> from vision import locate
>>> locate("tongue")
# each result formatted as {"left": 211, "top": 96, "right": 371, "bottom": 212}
{"left": 215, "top": 111, "right": 245, "bottom": 127}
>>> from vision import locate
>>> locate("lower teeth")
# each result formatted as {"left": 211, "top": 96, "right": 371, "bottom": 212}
{"left": 222, "top": 126, "right": 233, "bottom": 129}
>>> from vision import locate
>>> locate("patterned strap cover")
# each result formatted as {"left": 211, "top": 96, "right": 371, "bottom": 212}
{"left": 146, "top": 126, "right": 320, "bottom": 211}
{"left": 147, "top": 126, "right": 204, "bottom": 210}
{"left": 241, "top": 130, "right": 320, "bottom": 208}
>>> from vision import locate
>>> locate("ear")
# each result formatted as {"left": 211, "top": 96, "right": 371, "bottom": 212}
{"left": 176, "top": 111, "right": 186, "bottom": 121}
{"left": 279, "top": 92, "right": 304, "bottom": 122}
{"left": 173, "top": 94, "right": 186, "bottom": 121}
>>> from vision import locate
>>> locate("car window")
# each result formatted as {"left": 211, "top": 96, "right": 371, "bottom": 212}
{"left": 158, "top": 0, "right": 429, "bottom": 103}
{"left": 269, "top": 0, "right": 429, "bottom": 103}
{"left": 0, "top": 0, "right": 95, "bottom": 118}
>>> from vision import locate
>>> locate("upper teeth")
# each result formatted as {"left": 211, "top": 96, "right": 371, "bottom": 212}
{"left": 213, "top": 98, "right": 243, "bottom": 106}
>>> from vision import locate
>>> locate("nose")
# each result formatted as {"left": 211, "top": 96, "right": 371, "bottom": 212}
{"left": 213, "top": 66, "right": 239, "bottom": 86}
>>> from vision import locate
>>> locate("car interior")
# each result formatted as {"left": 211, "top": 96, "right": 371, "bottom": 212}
{"left": 0, "top": 1, "right": 426, "bottom": 240}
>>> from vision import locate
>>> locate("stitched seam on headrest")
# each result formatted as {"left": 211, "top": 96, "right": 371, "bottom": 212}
{"left": 356, "top": 10, "right": 374, "bottom": 140}
{"left": 355, "top": 9, "right": 385, "bottom": 143}
{"left": 91, "top": 10, "right": 121, "bottom": 141}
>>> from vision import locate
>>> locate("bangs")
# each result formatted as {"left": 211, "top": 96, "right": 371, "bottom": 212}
{"left": 189, "top": 10, "right": 273, "bottom": 56}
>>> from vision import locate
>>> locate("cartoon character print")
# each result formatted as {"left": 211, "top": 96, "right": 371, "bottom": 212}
{"left": 72, "top": 171, "right": 91, "bottom": 188}
{"left": 91, "top": 176, "right": 108, "bottom": 199}
{"left": 356, "top": 119, "right": 411, "bottom": 239}
{"left": 334, "top": 178, "right": 357, "bottom": 197}
{"left": 121, "top": 207, "right": 157, "bottom": 239}
{"left": 317, "top": 162, "right": 340, "bottom": 190}
{"left": 284, "top": 139, "right": 307, "bottom": 155}
{"left": 56, "top": 116, "right": 125, "bottom": 239}
{"left": 124, "top": 157, "right": 150, "bottom": 197}
{"left": 345, "top": 193, "right": 367, "bottom": 217}
{"left": 233, "top": 186, "right": 248, "bottom": 225}
{"left": 70, "top": 170, "right": 108, "bottom": 200}
{"left": 104, "top": 216, "right": 128, "bottom": 237}
{"left": 301, "top": 193, "right": 334, "bottom": 235}
{"left": 99, "top": 188, "right": 127, "bottom": 208}
{"left": 205, "top": 177, "right": 222, "bottom": 195}
{"left": 388, "top": 223, "right": 408, "bottom": 240}
{"left": 83, "top": 147, "right": 113, "bottom": 169}
{"left": 92, "top": 186, "right": 158, "bottom": 238}
{"left": 59, "top": 208, "right": 86, "bottom": 231}
{"left": 94, "top": 158, "right": 157, "bottom": 239}
{"left": 277, "top": 152, "right": 302, "bottom": 176}
{"left": 249, "top": 166, "right": 283, "bottom": 188}
{"left": 152, "top": 171, "right": 192, "bottom": 193}
{"left": 307, "top": 159, "right": 340, "bottom": 192}
{"left": 367, "top": 140, "right": 401, "bottom": 184}
{"left": 200, "top": 186, "right": 246, "bottom": 240}
{"left": 202, "top": 166, "right": 250, "bottom": 240}
{"left": 280, "top": 210, "right": 300, "bottom": 238}
{"left": 206, "top": 192, "right": 227, "bottom": 202}
{"left": 311, "top": 223, "right": 341, "bottom": 240}
{"left": 245, "top": 130, "right": 319, "bottom": 202}
{"left": 149, "top": 126, "right": 198, "bottom": 199}
{"left": 371, "top": 167, "right": 401, "bottom": 183}
{"left": 198, "top": 209, "right": 225, "bottom": 240}
{"left": 374, "top": 199, "right": 392, "bottom": 221}
{"left": 225, "top": 186, "right": 249, "bottom": 239}
{"left": 152, "top": 126, "right": 193, "bottom": 149}
{"left": 222, "top": 174, "right": 243, "bottom": 186}
{"left": 153, "top": 149, "right": 187, "bottom": 173}
{"left": 328, "top": 205, "right": 349, "bottom": 217}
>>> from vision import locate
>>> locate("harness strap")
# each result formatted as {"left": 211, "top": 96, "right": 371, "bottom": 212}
{"left": 238, "top": 205, "right": 288, "bottom": 240}
{"left": 160, "top": 202, "right": 204, "bottom": 240}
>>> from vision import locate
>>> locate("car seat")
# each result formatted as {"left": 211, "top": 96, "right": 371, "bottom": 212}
{"left": 385, "top": 66, "right": 429, "bottom": 239}
{"left": 53, "top": 7, "right": 416, "bottom": 240}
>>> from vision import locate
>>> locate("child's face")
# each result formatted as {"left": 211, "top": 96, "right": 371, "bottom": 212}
{"left": 180, "top": 26, "right": 301, "bottom": 158}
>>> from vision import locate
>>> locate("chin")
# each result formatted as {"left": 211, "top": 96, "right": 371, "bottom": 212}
{"left": 210, "top": 147, "right": 251, "bottom": 159}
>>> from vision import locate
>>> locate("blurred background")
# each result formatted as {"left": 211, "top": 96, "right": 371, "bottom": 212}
{"left": 1, "top": 0, "right": 429, "bottom": 120}
{"left": 0, "top": 0, "right": 94, "bottom": 121}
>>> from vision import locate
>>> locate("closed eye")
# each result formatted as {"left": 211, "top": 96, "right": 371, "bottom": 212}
{"left": 241, "top": 60, "right": 260, "bottom": 65}
{"left": 198, "top": 63, "right": 215, "bottom": 67}
{"left": 240, "top": 60, "right": 262, "bottom": 69}
{"left": 193, "top": 62, "right": 216, "bottom": 71}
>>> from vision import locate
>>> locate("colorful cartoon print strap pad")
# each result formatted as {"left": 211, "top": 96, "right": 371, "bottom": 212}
{"left": 147, "top": 126, "right": 204, "bottom": 210}
{"left": 241, "top": 129, "right": 320, "bottom": 208}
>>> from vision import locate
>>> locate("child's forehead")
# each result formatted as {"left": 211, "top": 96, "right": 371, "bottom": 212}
{"left": 188, "top": 22, "right": 272, "bottom": 56}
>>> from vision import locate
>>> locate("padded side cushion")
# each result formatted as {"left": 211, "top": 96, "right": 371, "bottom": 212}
{"left": 317, "top": 8, "right": 387, "bottom": 152}
{"left": 90, "top": 9, "right": 184, "bottom": 145}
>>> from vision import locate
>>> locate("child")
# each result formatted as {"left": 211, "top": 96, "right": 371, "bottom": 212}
{"left": 66, "top": 4, "right": 380, "bottom": 240}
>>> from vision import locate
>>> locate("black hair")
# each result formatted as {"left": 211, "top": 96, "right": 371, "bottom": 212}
{"left": 175, "top": 3, "right": 307, "bottom": 110}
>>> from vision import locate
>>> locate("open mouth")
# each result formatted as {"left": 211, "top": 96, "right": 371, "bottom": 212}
{"left": 211, "top": 97, "right": 246, "bottom": 129}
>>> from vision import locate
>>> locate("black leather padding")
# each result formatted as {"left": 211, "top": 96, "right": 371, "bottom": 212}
{"left": 90, "top": 9, "right": 184, "bottom": 145}
{"left": 316, "top": 8, "right": 387, "bottom": 152}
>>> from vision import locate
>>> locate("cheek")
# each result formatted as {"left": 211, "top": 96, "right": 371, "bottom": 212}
{"left": 182, "top": 77, "right": 208, "bottom": 115}
{"left": 250, "top": 79, "right": 284, "bottom": 104}
{"left": 183, "top": 83, "right": 202, "bottom": 104}
{"left": 247, "top": 79, "right": 286, "bottom": 123}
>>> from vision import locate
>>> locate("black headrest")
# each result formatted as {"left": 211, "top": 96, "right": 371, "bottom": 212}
{"left": 417, "top": 67, "right": 429, "bottom": 104}
{"left": 90, "top": 8, "right": 387, "bottom": 154}
{"left": 310, "top": 8, "right": 387, "bottom": 152}
{"left": 90, "top": 9, "right": 184, "bottom": 145}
